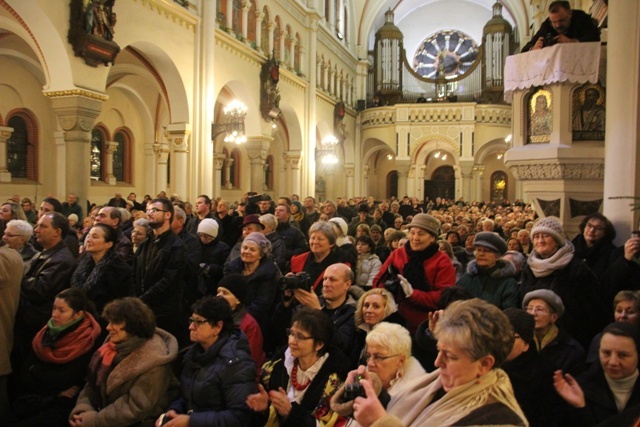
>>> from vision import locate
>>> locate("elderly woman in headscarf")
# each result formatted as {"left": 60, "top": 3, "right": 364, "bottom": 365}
{"left": 520, "top": 216, "right": 607, "bottom": 349}
{"left": 345, "top": 298, "right": 528, "bottom": 427}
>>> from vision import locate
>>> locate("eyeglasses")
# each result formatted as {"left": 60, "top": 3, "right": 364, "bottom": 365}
{"left": 524, "top": 305, "right": 551, "bottom": 315}
{"left": 286, "top": 328, "right": 313, "bottom": 341}
{"left": 146, "top": 208, "right": 167, "bottom": 214}
{"left": 364, "top": 353, "right": 401, "bottom": 363}
{"left": 189, "top": 317, "right": 210, "bottom": 327}
{"left": 585, "top": 223, "right": 605, "bottom": 232}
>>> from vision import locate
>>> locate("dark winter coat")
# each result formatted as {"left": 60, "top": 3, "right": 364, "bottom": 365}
{"left": 198, "top": 238, "right": 231, "bottom": 295}
{"left": 572, "top": 233, "right": 617, "bottom": 281}
{"left": 520, "top": 256, "right": 607, "bottom": 349}
{"left": 457, "top": 259, "right": 518, "bottom": 309}
{"left": 276, "top": 221, "right": 308, "bottom": 261}
{"left": 168, "top": 329, "right": 257, "bottom": 427}
{"left": 133, "top": 229, "right": 186, "bottom": 339}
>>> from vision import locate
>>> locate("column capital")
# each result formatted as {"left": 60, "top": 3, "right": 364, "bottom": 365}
{"left": 246, "top": 136, "right": 272, "bottom": 161}
{"left": 50, "top": 94, "right": 103, "bottom": 135}
{"left": 344, "top": 163, "right": 355, "bottom": 177}
{"left": 105, "top": 140, "right": 118, "bottom": 154}
{"left": 214, "top": 152, "right": 226, "bottom": 170}
{"left": 0, "top": 126, "right": 12, "bottom": 142}
{"left": 165, "top": 123, "right": 191, "bottom": 152}
{"left": 153, "top": 143, "right": 171, "bottom": 164}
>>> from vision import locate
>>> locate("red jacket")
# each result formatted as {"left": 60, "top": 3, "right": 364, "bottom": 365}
{"left": 239, "top": 311, "right": 265, "bottom": 369}
{"left": 373, "top": 246, "right": 455, "bottom": 332}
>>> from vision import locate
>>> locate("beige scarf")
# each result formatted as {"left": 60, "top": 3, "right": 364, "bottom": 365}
{"left": 527, "top": 240, "right": 575, "bottom": 278}
{"left": 377, "top": 368, "right": 528, "bottom": 427}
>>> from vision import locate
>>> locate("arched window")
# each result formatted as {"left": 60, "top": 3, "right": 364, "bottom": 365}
{"left": 217, "top": 0, "right": 227, "bottom": 24}
{"left": 273, "top": 17, "right": 281, "bottom": 60}
{"left": 232, "top": 0, "right": 242, "bottom": 36}
{"left": 90, "top": 128, "right": 107, "bottom": 181}
{"left": 261, "top": 9, "right": 269, "bottom": 54}
{"left": 230, "top": 149, "right": 240, "bottom": 187}
{"left": 7, "top": 116, "right": 28, "bottom": 179}
{"left": 113, "top": 129, "right": 132, "bottom": 183}
{"left": 247, "top": 0, "right": 257, "bottom": 43}
{"left": 265, "top": 155, "right": 274, "bottom": 190}
{"left": 491, "top": 171, "right": 508, "bottom": 202}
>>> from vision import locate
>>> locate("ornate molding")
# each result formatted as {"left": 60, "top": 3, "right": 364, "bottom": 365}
{"left": 509, "top": 162, "right": 605, "bottom": 180}
{"left": 135, "top": 0, "right": 198, "bottom": 31}
{"left": 44, "top": 89, "right": 108, "bottom": 101}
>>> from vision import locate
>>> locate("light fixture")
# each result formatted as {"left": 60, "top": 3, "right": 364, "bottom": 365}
{"left": 317, "top": 135, "right": 340, "bottom": 165}
{"left": 441, "top": 154, "right": 447, "bottom": 160}
{"left": 434, "top": 151, "right": 441, "bottom": 158}
{"left": 497, "top": 153, "right": 504, "bottom": 160}
{"left": 505, "top": 134, "right": 512, "bottom": 144}
{"left": 386, "top": 154, "right": 393, "bottom": 160}
{"left": 211, "top": 100, "right": 248, "bottom": 144}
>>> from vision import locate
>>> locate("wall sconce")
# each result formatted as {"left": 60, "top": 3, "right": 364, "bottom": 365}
{"left": 211, "top": 100, "right": 248, "bottom": 144}
{"left": 317, "top": 135, "right": 340, "bottom": 165}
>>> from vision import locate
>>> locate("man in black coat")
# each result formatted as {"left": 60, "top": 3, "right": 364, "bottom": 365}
{"left": 521, "top": 0, "right": 600, "bottom": 52}
{"left": 133, "top": 198, "right": 187, "bottom": 345}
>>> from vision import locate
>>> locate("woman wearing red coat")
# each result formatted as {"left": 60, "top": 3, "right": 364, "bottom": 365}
{"left": 373, "top": 214, "right": 456, "bottom": 332}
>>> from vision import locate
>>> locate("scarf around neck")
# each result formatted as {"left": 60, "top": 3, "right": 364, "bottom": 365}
{"left": 73, "top": 248, "right": 120, "bottom": 293}
{"left": 527, "top": 240, "right": 575, "bottom": 278}
{"left": 32, "top": 313, "right": 101, "bottom": 364}
{"left": 402, "top": 242, "right": 438, "bottom": 291}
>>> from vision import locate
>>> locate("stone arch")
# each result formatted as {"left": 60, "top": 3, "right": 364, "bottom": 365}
{"left": 411, "top": 135, "right": 458, "bottom": 165}
{"left": 475, "top": 137, "right": 510, "bottom": 165}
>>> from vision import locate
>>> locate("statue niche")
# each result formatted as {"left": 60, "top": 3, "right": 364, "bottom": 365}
{"left": 68, "top": 0, "right": 120, "bottom": 67}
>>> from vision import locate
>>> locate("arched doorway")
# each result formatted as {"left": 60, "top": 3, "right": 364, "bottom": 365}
{"left": 424, "top": 166, "right": 454, "bottom": 201}
{"left": 387, "top": 171, "right": 398, "bottom": 198}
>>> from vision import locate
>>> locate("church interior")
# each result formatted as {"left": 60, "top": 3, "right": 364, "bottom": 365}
{"left": 0, "top": 0, "right": 638, "bottom": 243}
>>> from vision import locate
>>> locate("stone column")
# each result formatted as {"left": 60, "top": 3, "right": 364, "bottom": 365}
{"left": 225, "top": 0, "right": 233, "bottom": 29}
{"left": 213, "top": 153, "right": 226, "bottom": 196}
{"left": 362, "top": 165, "right": 370, "bottom": 196}
{"left": 289, "top": 37, "right": 297, "bottom": 69}
{"left": 224, "top": 158, "right": 234, "bottom": 189}
{"left": 459, "top": 161, "right": 474, "bottom": 202}
{"left": 603, "top": 1, "right": 640, "bottom": 239}
{"left": 50, "top": 93, "right": 103, "bottom": 218}
{"left": 328, "top": 68, "right": 335, "bottom": 95}
{"left": 286, "top": 151, "right": 302, "bottom": 196}
{"left": 241, "top": 0, "right": 250, "bottom": 40}
{"left": 199, "top": 0, "right": 216, "bottom": 198}
{"left": 153, "top": 142, "right": 170, "bottom": 194}
{"left": 267, "top": 21, "right": 275, "bottom": 56}
{"left": 54, "top": 131, "right": 66, "bottom": 193}
{"left": 472, "top": 165, "right": 485, "bottom": 202}
{"left": 396, "top": 159, "right": 410, "bottom": 198}
{"left": 255, "top": 11, "right": 264, "bottom": 52}
{"left": 406, "top": 165, "right": 417, "bottom": 197}
{"left": 105, "top": 140, "right": 118, "bottom": 185}
{"left": 304, "top": 15, "right": 319, "bottom": 198}
{"left": 344, "top": 163, "right": 355, "bottom": 198}
{"left": 165, "top": 123, "right": 191, "bottom": 199}
{"left": 144, "top": 142, "right": 156, "bottom": 198}
{"left": 0, "top": 126, "right": 13, "bottom": 182}
{"left": 279, "top": 30, "right": 286, "bottom": 62}
{"left": 328, "top": 0, "right": 336, "bottom": 30}
{"left": 246, "top": 136, "right": 271, "bottom": 191}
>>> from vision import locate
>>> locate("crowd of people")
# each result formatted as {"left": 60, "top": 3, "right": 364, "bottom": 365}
{"left": 0, "top": 186, "right": 639, "bottom": 427}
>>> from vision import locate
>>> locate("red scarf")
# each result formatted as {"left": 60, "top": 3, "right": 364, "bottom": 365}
{"left": 32, "top": 314, "right": 101, "bottom": 364}
{"left": 89, "top": 341, "right": 118, "bottom": 390}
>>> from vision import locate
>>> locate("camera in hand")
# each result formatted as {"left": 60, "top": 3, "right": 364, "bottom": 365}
{"left": 343, "top": 375, "right": 366, "bottom": 400}
{"left": 382, "top": 265, "right": 401, "bottom": 295}
{"left": 543, "top": 33, "right": 557, "bottom": 47}
{"left": 279, "top": 271, "right": 312, "bottom": 292}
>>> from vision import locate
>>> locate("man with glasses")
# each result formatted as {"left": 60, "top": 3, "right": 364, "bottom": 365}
{"left": 521, "top": 0, "right": 600, "bottom": 52}
{"left": 522, "top": 289, "right": 585, "bottom": 376}
{"left": 572, "top": 213, "right": 617, "bottom": 281}
{"left": 133, "top": 198, "right": 187, "bottom": 345}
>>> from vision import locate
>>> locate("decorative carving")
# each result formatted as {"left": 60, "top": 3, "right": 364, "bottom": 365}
{"left": 68, "top": 0, "right": 120, "bottom": 67}
{"left": 537, "top": 198, "right": 561, "bottom": 217}
{"left": 510, "top": 163, "right": 605, "bottom": 180}
{"left": 569, "top": 198, "right": 603, "bottom": 218}
{"left": 260, "top": 56, "right": 281, "bottom": 123}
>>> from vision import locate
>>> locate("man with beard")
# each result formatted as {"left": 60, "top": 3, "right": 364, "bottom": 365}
{"left": 133, "top": 198, "right": 187, "bottom": 344}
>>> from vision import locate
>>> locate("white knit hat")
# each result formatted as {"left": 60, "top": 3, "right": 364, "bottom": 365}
{"left": 329, "top": 217, "right": 348, "bottom": 237}
{"left": 197, "top": 218, "right": 219, "bottom": 238}
{"left": 531, "top": 216, "right": 565, "bottom": 247}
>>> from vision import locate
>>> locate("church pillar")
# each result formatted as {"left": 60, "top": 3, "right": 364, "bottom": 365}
{"left": 54, "top": 131, "right": 66, "bottom": 193}
{"left": 396, "top": 159, "right": 410, "bottom": 198}
{"left": 241, "top": 0, "right": 250, "bottom": 40}
{"left": 105, "top": 140, "right": 118, "bottom": 185}
{"left": 0, "top": 126, "right": 13, "bottom": 182}
{"left": 254, "top": 11, "right": 264, "bottom": 53}
{"left": 344, "top": 163, "right": 355, "bottom": 198}
{"left": 246, "top": 136, "right": 271, "bottom": 191}
{"left": 472, "top": 165, "right": 485, "bottom": 202}
{"left": 285, "top": 151, "right": 302, "bottom": 196}
{"left": 362, "top": 165, "right": 370, "bottom": 196}
{"left": 153, "top": 142, "right": 170, "bottom": 194}
{"left": 225, "top": 0, "right": 233, "bottom": 29}
{"left": 165, "top": 123, "right": 191, "bottom": 199}
{"left": 51, "top": 94, "right": 103, "bottom": 218}
{"left": 603, "top": 1, "right": 640, "bottom": 239}
{"left": 224, "top": 158, "right": 234, "bottom": 190}
{"left": 213, "top": 153, "right": 225, "bottom": 196}
{"left": 459, "top": 161, "right": 474, "bottom": 202}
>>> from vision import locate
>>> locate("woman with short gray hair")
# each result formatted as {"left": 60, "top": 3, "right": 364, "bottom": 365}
{"left": 2, "top": 219, "right": 37, "bottom": 268}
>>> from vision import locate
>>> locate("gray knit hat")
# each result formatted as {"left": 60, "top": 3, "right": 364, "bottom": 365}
{"left": 407, "top": 213, "right": 440, "bottom": 237}
{"left": 523, "top": 289, "right": 565, "bottom": 318}
{"left": 531, "top": 216, "right": 565, "bottom": 247}
{"left": 473, "top": 232, "right": 508, "bottom": 255}
{"left": 243, "top": 231, "right": 272, "bottom": 257}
